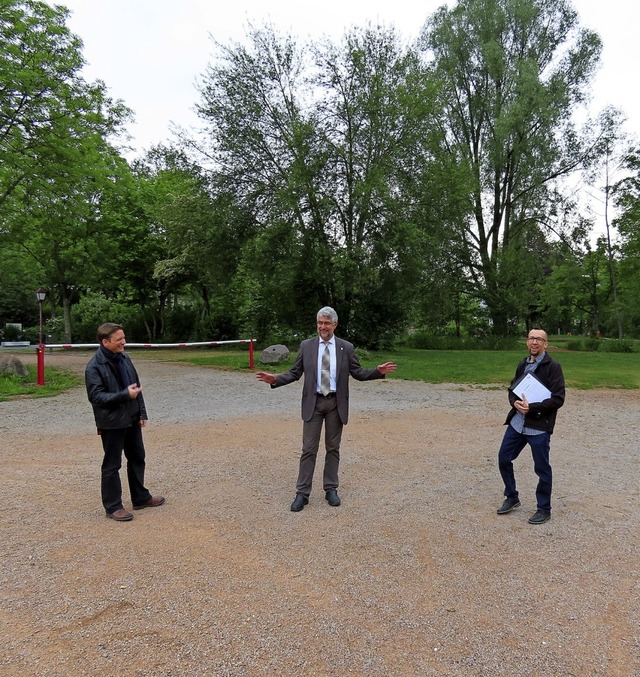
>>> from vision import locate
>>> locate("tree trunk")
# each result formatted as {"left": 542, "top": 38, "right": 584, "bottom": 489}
{"left": 62, "top": 294, "right": 73, "bottom": 342}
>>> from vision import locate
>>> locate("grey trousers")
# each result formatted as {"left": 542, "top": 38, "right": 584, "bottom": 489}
{"left": 296, "top": 395, "right": 343, "bottom": 495}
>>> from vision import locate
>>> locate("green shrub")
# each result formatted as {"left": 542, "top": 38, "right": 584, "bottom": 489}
{"left": 562, "top": 337, "right": 636, "bottom": 352}
{"left": 2, "top": 324, "right": 22, "bottom": 340}
{"left": 164, "top": 306, "right": 197, "bottom": 342}
{"left": 566, "top": 339, "right": 585, "bottom": 351}
{"left": 71, "top": 293, "right": 144, "bottom": 342}
{"left": 599, "top": 339, "right": 635, "bottom": 353}
{"left": 584, "top": 337, "right": 600, "bottom": 351}
{"left": 355, "top": 347, "right": 370, "bottom": 362}
{"left": 566, "top": 337, "right": 601, "bottom": 352}
{"left": 404, "top": 331, "right": 519, "bottom": 351}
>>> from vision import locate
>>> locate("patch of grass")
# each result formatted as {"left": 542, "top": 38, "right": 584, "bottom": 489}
{"left": 0, "top": 365, "right": 83, "bottom": 401}
{"left": 257, "top": 346, "right": 640, "bottom": 390}
{"left": 362, "top": 347, "right": 640, "bottom": 390}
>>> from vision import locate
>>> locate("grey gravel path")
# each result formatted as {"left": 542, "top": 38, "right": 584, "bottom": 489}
{"left": 0, "top": 352, "right": 493, "bottom": 433}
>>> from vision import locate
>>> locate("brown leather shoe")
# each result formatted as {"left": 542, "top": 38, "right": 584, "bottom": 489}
{"left": 133, "top": 495, "right": 165, "bottom": 510}
{"left": 106, "top": 508, "right": 133, "bottom": 521}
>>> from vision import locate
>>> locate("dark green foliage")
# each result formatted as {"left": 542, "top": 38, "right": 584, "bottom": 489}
{"left": 2, "top": 2, "right": 637, "bottom": 346}
{"left": 421, "top": 0, "right": 604, "bottom": 335}
{"left": 0, "top": 0, "right": 132, "bottom": 341}
{"left": 565, "top": 337, "right": 636, "bottom": 353}
{"left": 404, "top": 331, "right": 520, "bottom": 351}
{"left": 599, "top": 339, "right": 635, "bottom": 353}
{"left": 70, "top": 293, "right": 146, "bottom": 343}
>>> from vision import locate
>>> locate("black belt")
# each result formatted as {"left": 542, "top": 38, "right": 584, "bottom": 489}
{"left": 317, "top": 392, "right": 336, "bottom": 398}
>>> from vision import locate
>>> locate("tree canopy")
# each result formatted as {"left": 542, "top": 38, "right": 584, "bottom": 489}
{"left": 421, "top": 0, "right": 603, "bottom": 334}
{"left": 2, "top": 0, "right": 638, "bottom": 346}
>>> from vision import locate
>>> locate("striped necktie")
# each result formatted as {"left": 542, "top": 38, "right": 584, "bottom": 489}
{"left": 320, "top": 342, "right": 331, "bottom": 395}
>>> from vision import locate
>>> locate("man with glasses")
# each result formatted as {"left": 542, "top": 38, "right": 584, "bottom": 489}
{"left": 496, "top": 329, "right": 565, "bottom": 524}
{"left": 256, "top": 306, "right": 397, "bottom": 511}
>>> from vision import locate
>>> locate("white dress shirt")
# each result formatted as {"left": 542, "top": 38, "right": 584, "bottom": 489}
{"left": 317, "top": 336, "right": 337, "bottom": 393}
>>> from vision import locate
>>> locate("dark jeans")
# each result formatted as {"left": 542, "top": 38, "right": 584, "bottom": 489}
{"left": 100, "top": 424, "right": 152, "bottom": 513}
{"left": 296, "top": 395, "right": 343, "bottom": 496}
{"left": 498, "top": 424, "right": 552, "bottom": 512}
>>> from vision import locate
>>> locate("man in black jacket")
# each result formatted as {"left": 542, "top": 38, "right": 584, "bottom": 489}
{"left": 496, "top": 328, "right": 565, "bottom": 524}
{"left": 85, "top": 323, "right": 164, "bottom": 522}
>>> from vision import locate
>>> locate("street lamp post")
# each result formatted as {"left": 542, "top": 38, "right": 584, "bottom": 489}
{"left": 36, "top": 287, "right": 47, "bottom": 386}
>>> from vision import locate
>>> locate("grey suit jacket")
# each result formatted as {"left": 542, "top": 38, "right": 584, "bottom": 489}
{"left": 272, "top": 336, "right": 384, "bottom": 424}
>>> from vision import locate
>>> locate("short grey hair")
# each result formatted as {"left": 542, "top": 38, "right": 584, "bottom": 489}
{"left": 317, "top": 306, "right": 338, "bottom": 324}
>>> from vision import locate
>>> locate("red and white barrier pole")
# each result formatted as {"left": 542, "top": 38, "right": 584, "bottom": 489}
{"left": 45, "top": 338, "right": 258, "bottom": 369}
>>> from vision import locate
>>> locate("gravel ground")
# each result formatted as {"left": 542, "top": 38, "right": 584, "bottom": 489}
{"left": 1, "top": 350, "right": 639, "bottom": 676}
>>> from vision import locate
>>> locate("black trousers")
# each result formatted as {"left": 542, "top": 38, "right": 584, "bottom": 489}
{"left": 100, "top": 423, "right": 152, "bottom": 513}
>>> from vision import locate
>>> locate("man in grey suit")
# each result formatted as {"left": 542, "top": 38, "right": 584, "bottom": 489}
{"left": 256, "top": 306, "right": 397, "bottom": 511}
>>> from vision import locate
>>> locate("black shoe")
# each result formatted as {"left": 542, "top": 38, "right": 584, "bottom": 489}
{"left": 528, "top": 509, "right": 551, "bottom": 524}
{"left": 325, "top": 489, "right": 341, "bottom": 507}
{"left": 497, "top": 498, "right": 521, "bottom": 514}
{"left": 290, "top": 493, "right": 309, "bottom": 512}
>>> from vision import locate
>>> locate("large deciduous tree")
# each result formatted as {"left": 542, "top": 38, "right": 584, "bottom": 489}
{"left": 196, "top": 24, "right": 440, "bottom": 346}
{"left": 0, "top": 0, "right": 131, "bottom": 340}
{"left": 135, "top": 146, "right": 256, "bottom": 341}
{"left": 613, "top": 148, "right": 640, "bottom": 336}
{"left": 421, "top": 0, "right": 603, "bottom": 334}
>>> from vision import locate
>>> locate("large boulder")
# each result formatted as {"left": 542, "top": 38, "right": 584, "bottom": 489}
{"left": 259, "top": 344, "right": 290, "bottom": 364}
{"left": 0, "top": 354, "right": 29, "bottom": 377}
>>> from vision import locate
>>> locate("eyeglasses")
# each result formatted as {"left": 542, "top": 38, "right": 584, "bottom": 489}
{"left": 527, "top": 336, "right": 547, "bottom": 343}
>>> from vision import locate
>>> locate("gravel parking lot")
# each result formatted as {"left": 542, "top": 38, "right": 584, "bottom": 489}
{"left": 1, "top": 351, "right": 639, "bottom": 676}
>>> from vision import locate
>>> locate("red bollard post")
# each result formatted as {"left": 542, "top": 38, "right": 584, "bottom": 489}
{"left": 249, "top": 339, "right": 255, "bottom": 370}
{"left": 37, "top": 344, "right": 45, "bottom": 386}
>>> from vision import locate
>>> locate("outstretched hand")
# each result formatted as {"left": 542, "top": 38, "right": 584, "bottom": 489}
{"left": 256, "top": 371, "right": 277, "bottom": 385}
{"left": 377, "top": 362, "right": 397, "bottom": 375}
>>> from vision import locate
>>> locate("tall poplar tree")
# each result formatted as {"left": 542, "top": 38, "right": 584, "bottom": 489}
{"left": 422, "top": 0, "right": 603, "bottom": 334}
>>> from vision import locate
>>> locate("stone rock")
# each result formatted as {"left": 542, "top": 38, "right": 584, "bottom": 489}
{"left": 0, "top": 354, "right": 29, "bottom": 377}
{"left": 259, "top": 344, "right": 290, "bottom": 364}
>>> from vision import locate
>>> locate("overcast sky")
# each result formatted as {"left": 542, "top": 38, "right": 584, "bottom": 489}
{"left": 50, "top": 0, "right": 639, "bottom": 159}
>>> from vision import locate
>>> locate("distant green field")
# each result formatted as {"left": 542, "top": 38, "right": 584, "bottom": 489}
{"left": 135, "top": 345, "right": 640, "bottom": 390}
{"left": 364, "top": 348, "right": 640, "bottom": 390}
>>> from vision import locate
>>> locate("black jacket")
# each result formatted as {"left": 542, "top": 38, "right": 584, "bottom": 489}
{"left": 85, "top": 349, "right": 147, "bottom": 429}
{"left": 505, "top": 352, "right": 565, "bottom": 434}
